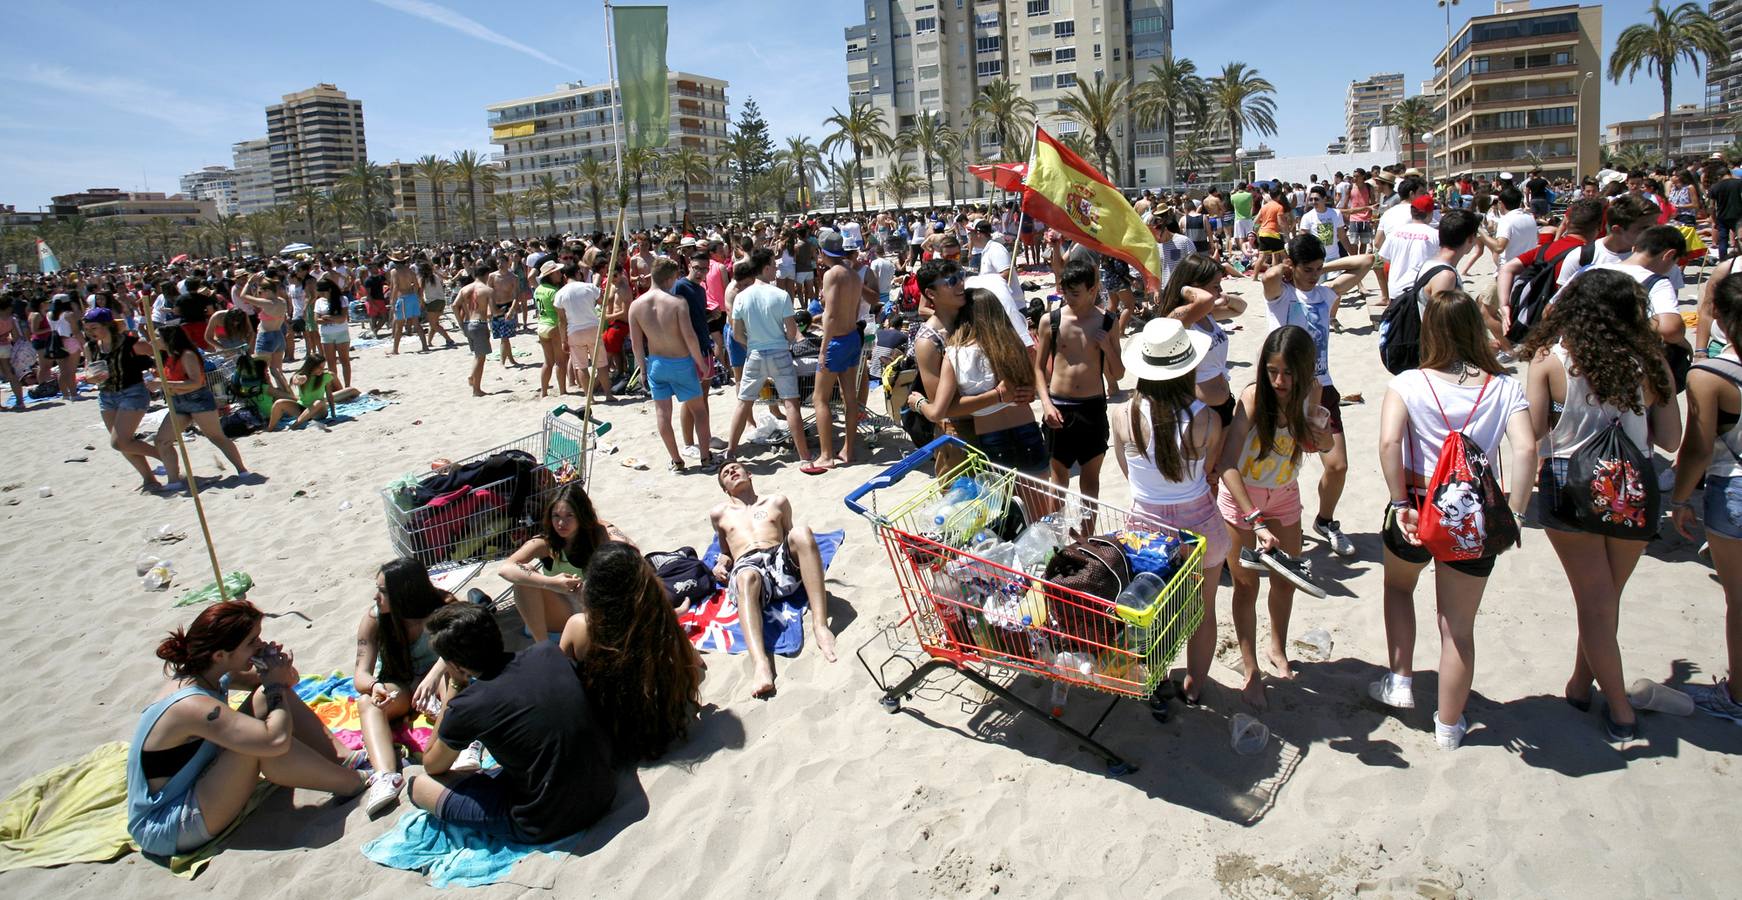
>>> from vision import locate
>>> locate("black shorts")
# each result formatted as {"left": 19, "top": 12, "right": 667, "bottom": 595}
{"left": 1193, "top": 240, "right": 1211, "bottom": 254}
{"left": 706, "top": 309, "right": 727, "bottom": 330}
{"left": 1320, "top": 384, "right": 1346, "bottom": 435}
{"left": 1381, "top": 503, "right": 1496, "bottom": 578}
{"left": 1209, "top": 395, "right": 1235, "bottom": 428}
{"left": 1257, "top": 235, "right": 1285, "bottom": 252}
{"left": 1044, "top": 396, "right": 1110, "bottom": 467}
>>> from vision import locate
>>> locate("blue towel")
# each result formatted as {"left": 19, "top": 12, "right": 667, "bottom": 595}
{"left": 267, "top": 394, "right": 390, "bottom": 430}
{"left": 2, "top": 382, "right": 96, "bottom": 408}
{"left": 361, "top": 809, "right": 577, "bottom": 889}
{"left": 685, "top": 529, "right": 843, "bottom": 656}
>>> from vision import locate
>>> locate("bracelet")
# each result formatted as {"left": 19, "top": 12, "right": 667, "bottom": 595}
{"left": 1666, "top": 499, "right": 1692, "bottom": 511}
{"left": 1253, "top": 522, "right": 1271, "bottom": 532}
{"left": 1388, "top": 499, "right": 1411, "bottom": 510}
{"left": 1241, "top": 508, "right": 1264, "bottom": 524}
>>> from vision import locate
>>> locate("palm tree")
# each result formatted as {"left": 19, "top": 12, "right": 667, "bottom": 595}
{"left": 570, "top": 156, "right": 612, "bottom": 233}
{"left": 1609, "top": 1, "right": 1728, "bottom": 166}
{"left": 241, "top": 213, "right": 276, "bottom": 256}
{"left": 1132, "top": 54, "right": 1209, "bottom": 184}
{"left": 1057, "top": 73, "right": 1131, "bottom": 181}
{"left": 821, "top": 103, "right": 895, "bottom": 213}
{"left": 492, "top": 193, "right": 521, "bottom": 239}
{"left": 759, "top": 162, "right": 802, "bottom": 219}
{"left": 208, "top": 212, "right": 241, "bottom": 257}
{"left": 412, "top": 154, "right": 454, "bottom": 241}
{"left": 899, "top": 112, "right": 956, "bottom": 210}
{"left": 969, "top": 79, "right": 1039, "bottom": 164}
{"left": 289, "top": 187, "right": 324, "bottom": 246}
{"left": 1174, "top": 131, "right": 1213, "bottom": 178}
{"left": 623, "top": 147, "right": 658, "bottom": 229}
{"left": 322, "top": 191, "right": 357, "bottom": 248}
{"left": 1385, "top": 95, "right": 1434, "bottom": 171}
{"left": 338, "top": 161, "right": 390, "bottom": 250}
{"left": 877, "top": 161, "right": 923, "bottom": 218}
{"left": 529, "top": 173, "right": 568, "bottom": 233}
{"left": 663, "top": 147, "right": 712, "bottom": 225}
{"left": 266, "top": 206, "right": 297, "bottom": 252}
{"left": 825, "top": 157, "right": 861, "bottom": 213}
{"left": 723, "top": 129, "right": 762, "bottom": 216}
{"left": 938, "top": 137, "right": 967, "bottom": 207}
{"left": 1206, "top": 62, "right": 1278, "bottom": 170}
{"left": 517, "top": 192, "right": 541, "bottom": 234}
{"left": 450, "top": 150, "right": 493, "bottom": 239}
{"left": 778, "top": 135, "right": 824, "bottom": 211}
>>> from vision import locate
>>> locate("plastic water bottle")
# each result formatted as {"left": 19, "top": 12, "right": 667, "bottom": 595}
{"left": 141, "top": 559, "right": 175, "bottom": 591}
{"left": 1293, "top": 628, "right": 1333, "bottom": 662}
{"left": 1115, "top": 571, "right": 1167, "bottom": 612}
{"left": 135, "top": 552, "right": 161, "bottom": 577}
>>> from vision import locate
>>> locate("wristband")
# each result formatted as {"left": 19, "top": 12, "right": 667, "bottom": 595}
{"left": 1666, "top": 499, "right": 1692, "bottom": 511}
{"left": 1241, "top": 508, "right": 1264, "bottom": 524}
{"left": 1388, "top": 499, "right": 1411, "bottom": 510}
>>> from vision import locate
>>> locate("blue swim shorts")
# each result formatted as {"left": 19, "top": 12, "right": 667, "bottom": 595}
{"left": 646, "top": 354, "right": 703, "bottom": 403}
{"left": 824, "top": 331, "right": 863, "bottom": 374}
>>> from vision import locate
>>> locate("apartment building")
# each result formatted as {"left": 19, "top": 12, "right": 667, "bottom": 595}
{"left": 1707, "top": 0, "right": 1740, "bottom": 119}
{"left": 486, "top": 72, "right": 731, "bottom": 232}
{"left": 231, "top": 138, "right": 274, "bottom": 215}
{"left": 844, "top": 0, "right": 1176, "bottom": 200}
{"left": 266, "top": 84, "right": 367, "bottom": 205}
{"left": 180, "top": 166, "right": 239, "bottom": 217}
{"left": 77, "top": 196, "right": 216, "bottom": 227}
{"left": 385, "top": 159, "right": 499, "bottom": 241}
{"left": 1345, "top": 73, "right": 1404, "bottom": 154}
{"left": 1605, "top": 103, "right": 1739, "bottom": 160}
{"left": 1429, "top": 1, "right": 1602, "bottom": 180}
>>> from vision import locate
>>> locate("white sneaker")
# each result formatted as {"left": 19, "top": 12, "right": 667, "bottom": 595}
{"left": 681, "top": 443, "right": 702, "bottom": 459}
{"left": 452, "top": 740, "right": 486, "bottom": 772}
{"left": 1368, "top": 673, "right": 1415, "bottom": 709}
{"left": 1434, "top": 714, "right": 1468, "bottom": 750}
{"left": 1313, "top": 519, "right": 1357, "bottom": 558}
{"left": 364, "top": 771, "right": 403, "bottom": 816}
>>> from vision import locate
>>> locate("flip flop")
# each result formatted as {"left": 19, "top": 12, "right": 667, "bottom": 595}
{"left": 1339, "top": 392, "right": 1364, "bottom": 405}
{"left": 800, "top": 462, "right": 829, "bottom": 475}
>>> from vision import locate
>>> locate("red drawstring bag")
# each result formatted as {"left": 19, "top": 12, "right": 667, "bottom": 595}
{"left": 1414, "top": 374, "right": 1519, "bottom": 562}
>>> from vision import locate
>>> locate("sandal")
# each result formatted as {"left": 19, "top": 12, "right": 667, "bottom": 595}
{"left": 799, "top": 460, "right": 829, "bottom": 476}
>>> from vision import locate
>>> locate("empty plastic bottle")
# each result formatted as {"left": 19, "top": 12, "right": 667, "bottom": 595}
{"left": 1293, "top": 628, "right": 1333, "bottom": 662}
{"left": 1229, "top": 714, "right": 1269, "bottom": 755}
{"left": 1115, "top": 571, "right": 1168, "bottom": 612}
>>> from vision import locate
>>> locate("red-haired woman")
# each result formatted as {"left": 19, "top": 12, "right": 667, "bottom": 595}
{"left": 126, "top": 601, "right": 367, "bottom": 857}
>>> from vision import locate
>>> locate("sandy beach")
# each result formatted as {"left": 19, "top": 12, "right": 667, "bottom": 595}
{"left": 1, "top": 254, "right": 1738, "bottom": 899}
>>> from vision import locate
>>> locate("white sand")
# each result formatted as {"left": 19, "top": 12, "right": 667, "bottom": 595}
{"left": 0, "top": 256, "right": 1737, "bottom": 899}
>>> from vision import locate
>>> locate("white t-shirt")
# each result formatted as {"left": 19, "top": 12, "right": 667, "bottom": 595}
{"left": 553, "top": 281, "right": 600, "bottom": 331}
{"left": 1389, "top": 370, "right": 1529, "bottom": 479}
{"left": 978, "top": 238, "right": 1011, "bottom": 276}
{"left": 1299, "top": 208, "right": 1346, "bottom": 260}
{"left": 964, "top": 273, "right": 1035, "bottom": 348}
{"left": 1495, "top": 209, "right": 1540, "bottom": 265}
{"left": 839, "top": 220, "right": 864, "bottom": 248}
{"left": 869, "top": 256, "right": 897, "bottom": 297}
{"left": 1556, "top": 262, "right": 1680, "bottom": 320}
{"left": 1586, "top": 237, "right": 1628, "bottom": 268}
{"left": 1378, "top": 222, "right": 1440, "bottom": 295}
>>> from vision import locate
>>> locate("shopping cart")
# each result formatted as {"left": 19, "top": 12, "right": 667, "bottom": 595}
{"left": 381, "top": 407, "right": 607, "bottom": 571}
{"left": 845, "top": 436, "right": 1205, "bottom": 774}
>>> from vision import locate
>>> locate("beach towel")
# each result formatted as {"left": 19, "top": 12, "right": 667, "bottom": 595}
{"left": 266, "top": 394, "right": 391, "bottom": 431}
{"left": 361, "top": 809, "right": 577, "bottom": 889}
{"left": 678, "top": 530, "right": 843, "bottom": 656}
{"left": 294, "top": 672, "right": 435, "bottom": 755}
{"left": 1, "top": 381, "right": 96, "bottom": 409}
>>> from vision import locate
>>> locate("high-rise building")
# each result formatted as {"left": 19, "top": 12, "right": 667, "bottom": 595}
{"left": 844, "top": 0, "right": 1176, "bottom": 199}
{"left": 1707, "top": 0, "right": 1741, "bottom": 119}
{"left": 1430, "top": 1, "right": 1602, "bottom": 180}
{"left": 266, "top": 84, "right": 367, "bottom": 205}
{"left": 49, "top": 188, "right": 131, "bottom": 218}
{"left": 180, "top": 166, "right": 239, "bottom": 216}
{"left": 1345, "top": 73, "right": 1405, "bottom": 153}
{"left": 486, "top": 72, "right": 730, "bottom": 231}
{"left": 1326, "top": 136, "right": 1349, "bottom": 155}
{"left": 231, "top": 138, "right": 274, "bottom": 215}
{"left": 386, "top": 159, "right": 500, "bottom": 241}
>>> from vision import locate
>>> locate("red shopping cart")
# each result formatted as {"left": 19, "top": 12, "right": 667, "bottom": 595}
{"left": 845, "top": 436, "right": 1205, "bottom": 774}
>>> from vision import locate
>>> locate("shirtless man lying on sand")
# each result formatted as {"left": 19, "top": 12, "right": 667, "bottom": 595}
{"left": 709, "top": 461, "right": 837, "bottom": 697}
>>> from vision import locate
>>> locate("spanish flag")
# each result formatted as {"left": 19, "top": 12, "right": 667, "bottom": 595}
{"left": 1020, "top": 126, "right": 1161, "bottom": 291}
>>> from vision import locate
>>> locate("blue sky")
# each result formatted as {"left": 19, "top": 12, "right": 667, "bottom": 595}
{"left": 0, "top": 0, "right": 1718, "bottom": 210}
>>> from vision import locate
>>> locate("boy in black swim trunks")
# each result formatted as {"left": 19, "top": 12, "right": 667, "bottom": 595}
{"left": 1035, "top": 258, "right": 1130, "bottom": 507}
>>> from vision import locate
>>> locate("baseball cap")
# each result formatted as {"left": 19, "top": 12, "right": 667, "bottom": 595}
{"left": 819, "top": 230, "right": 849, "bottom": 258}
{"left": 82, "top": 307, "right": 114, "bottom": 325}
{"left": 973, "top": 219, "right": 994, "bottom": 234}
{"left": 679, "top": 236, "right": 697, "bottom": 248}
{"left": 1409, "top": 194, "right": 1436, "bottom": 214}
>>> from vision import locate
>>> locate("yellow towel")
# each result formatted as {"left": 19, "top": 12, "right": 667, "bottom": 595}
{"left": 0, "top": 741, "right": 132, "bottom": 874}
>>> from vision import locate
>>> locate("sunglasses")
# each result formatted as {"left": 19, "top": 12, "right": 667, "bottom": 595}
{"left": 936, "top": 273, "right": 965, "bottom": 288}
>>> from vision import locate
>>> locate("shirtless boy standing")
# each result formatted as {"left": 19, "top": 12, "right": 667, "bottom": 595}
{"left": 485, "top": 256, "right": 522, "bottom": 367}
{"left": 630, "top": 258, "right": 716, "bottom": 472}
{"left": 1035, "top": 258, "right": 1129, "bottom": 505}
{"left": 452, "top": 265, "right": 495, "bottom": 396}
{"left": 709, "top": 461, "right": 837, "bottom": 698}
{"left": 814, "top": 231, "right": 864, "bottom": 467}
{"left": 388, "top": 257, "right": 428, "bottom": 355}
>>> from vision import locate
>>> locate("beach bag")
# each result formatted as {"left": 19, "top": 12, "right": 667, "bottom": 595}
{"left": 1379, "top": 264, "right": 1451, "bottom": 375}
{"left": 1415, "top": 375, "right": 1518, "bottom": 562}
{"left": 416, "top": 486, "right": 507, "bottom": 564}
{"left": 646, "top": 547, "right": 716, "bottom": 609}
{"left": 219, "top": 406, "right": 264, "bottom": 438}
{"left": 230, "top": 353, "right": 267, "bottom": 405}
{"left": 1507, "top": 241, "right": 1593, "bottom": 343}
{"left": 1041, "top": 536, "right": 1130, "bottom": 651}
{"left": 1556, "top": 419, "right": 1659, "bottom": 540}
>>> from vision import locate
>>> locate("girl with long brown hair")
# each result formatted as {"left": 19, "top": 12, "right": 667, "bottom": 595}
{"left": 931, "top": 286, "right": 1045, "bottom": 474}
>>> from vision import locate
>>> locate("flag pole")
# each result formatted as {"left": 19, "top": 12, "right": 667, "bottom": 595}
{"left": 577, "top": 0, "right": 634, "bottom": 487}
{"left": 1010, "top": 123, "right": 1040, "bottom": 293}
{"left": 136, "top": 315, "right": 229, "bottom": 602}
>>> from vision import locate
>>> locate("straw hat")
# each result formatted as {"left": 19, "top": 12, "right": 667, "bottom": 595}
{"left": 1122, "top": 318, "right": 1210, "bottom": 382}
{"left": 537, "top": 260, "right": 563, "bottom": 280}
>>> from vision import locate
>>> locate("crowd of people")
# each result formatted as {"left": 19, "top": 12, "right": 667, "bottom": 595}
{"left": 6, "top": 147, "right": 1737, "bottom": 860}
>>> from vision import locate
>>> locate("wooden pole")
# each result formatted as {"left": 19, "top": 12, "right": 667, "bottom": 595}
{"left": 136, "top": 315, "right": 229, "bottom": 602}
{"left": 577, "top": 0, "right": 634, "bottom": 487}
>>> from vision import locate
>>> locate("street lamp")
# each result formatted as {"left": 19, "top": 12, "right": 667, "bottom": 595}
{"left": 1235, "top": 146, "right": 1247, "bottom": 183}
{"left": 1574, "top": 71, "right": 1595, "bottom": 178}
{"left": 1438, "top": 0, "right": 1459, "bottom": 179}
{"left": 1422, "top": 130, "right": 1435, "bottom": 182}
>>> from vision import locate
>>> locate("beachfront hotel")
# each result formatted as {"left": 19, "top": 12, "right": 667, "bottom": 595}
{"left": 1345, "top": 73, "right": 1405, "bottom": 155}
{"left": 485, "top": 72, "right": 732, "bottom": 233}
{"left": 266, "top": 84, "right": 368, "bottom": 206}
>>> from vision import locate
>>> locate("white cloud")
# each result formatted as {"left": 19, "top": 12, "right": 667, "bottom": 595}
{"left": 11, "top": 65, "right": 252, "bottom": 135}
{"left": 367, "top": 0, "right": 581, "bottom": 74}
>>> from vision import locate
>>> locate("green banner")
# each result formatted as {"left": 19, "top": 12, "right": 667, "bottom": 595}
{"left": 613, "top": 5, "right": 669, "bottom": 150}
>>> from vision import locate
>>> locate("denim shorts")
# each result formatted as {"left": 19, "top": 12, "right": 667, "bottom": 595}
{"left": 173, "top": 387, "right": 217, "bottom": 414}
{"left": 99, "top": 382, "right": 150, "bottom": 413}
{"left": 1705, "top": 474, "right": 1742, "bottom": 540}
{"left": 970, "top": 421, "right": 1050, "bottom": 475}
{"left": 254, "top": 326, "right": 286, "bottom": 355}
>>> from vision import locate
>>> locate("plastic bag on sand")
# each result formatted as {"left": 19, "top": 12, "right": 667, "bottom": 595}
{"left": 175, "top": 571, "right": 255, "bottom": 607}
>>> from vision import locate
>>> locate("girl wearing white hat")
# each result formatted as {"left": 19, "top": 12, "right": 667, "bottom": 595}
{"left": 1110, "top": 317, "right": 1227, "bottom": 705}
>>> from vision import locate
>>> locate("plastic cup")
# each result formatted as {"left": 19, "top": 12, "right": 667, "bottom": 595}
{"left": 1628, "top": 679, "right": 1695, "bottom": 716}
{"left": 1307, "top": 405, "right": 1331, "bottom": 430}
{"left": 1229, "top": 713, "right": 1270, "bottom": 756}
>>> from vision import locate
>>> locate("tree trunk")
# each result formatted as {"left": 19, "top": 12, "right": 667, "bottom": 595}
{"left": 592, "top": 187, "right": 604, "bottom": 234}
{"left": 467, "top": 177, "right": 479, "bottom": 239}
{"left": 634, "top": 176, "right": 646, "bottom": 230}
{"left": 1660, "top": 75, "right": 1674, "bottom": 167}
{"left": 548, "top": 201, "right": 556, "bottom": 232}
{"left": 855, "top": 147, "right": 869, "bottom": 213}
{"left": 924, "top": 156, "right": 936, "bottom": 208}
{"left": 1163, "top": 113, "right": 1177, "bottom": 185}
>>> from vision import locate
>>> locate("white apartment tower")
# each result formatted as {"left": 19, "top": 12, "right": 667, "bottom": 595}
{"left": 266, "top": 84, "right": 367, "bottom": 205}
{"left": 1345, "top": 73, "right": 1405, "bottom": 154}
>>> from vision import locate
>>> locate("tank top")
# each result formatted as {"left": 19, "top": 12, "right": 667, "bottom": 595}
{"left": 89, "top": 331, "right": 153, "bottom": 391}
{"left": 945, "top": 344, "right": 1009, "bottom": 417}
{"left": 1539, "top": 343, "right": 1649, "bottom": 460}
{"left": 1183, "top": 214, "right": 1207, "bottom": 244}
{"left": 1347, "top": 184, "right": 1373, "bottom": 222}
{"left": 1235, "top": 396, "right": 1310, "bottom": 489}
{"left": 1192, "top": 317, "right": 1229, "bottom": 384}
{"left": 1700, "top": 354, "right": 1742, "bottom": 479}
{"left": 127, "top": 680, "right": 227, "bottom": 856}
{"left": 1126, "top": 399, "right": 1209, "bottom": 505}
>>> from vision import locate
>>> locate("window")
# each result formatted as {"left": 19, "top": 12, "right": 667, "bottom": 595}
{"left": 1055, "top": 47, "right": 1076, "bottom": 63}
{"left": 1056, "top": 72, "right": 1077, "bottom": 88}
{"left": 1112, "top": 47, "right": 1120, "bottom": 61}
{"left": 917, "top": 64, "right": 940, "bottom": 80}
{"left": 919, "top": 88, "right": 940, "bottom": 105}
{"left": 867, "top": 5, "right": 875, "bottom": 18}
{"left": 1092, "top": 16, "right": 1100, "bottom": 34}
{"left": 1030, "top": 74, "right": 1055, "bottom": 91}
{"left": 914, "top": 1, "right": 935, "bottom": 8}
{"left": 1026, "top": 0, "right": 1049, "bottom": 15}
{"left": 914, "top": 16, "right": 937, "bottom": 33}
{"left": 1054, "top": 21, "right": 1074, "bottom": 38}
{"left": 901, "top": 115, "right": 917, "bottom": 128}
{"left": 1093, "top": 43, "right": 1101, "bottom": 59}
{"left": 1134, "top": 140, "right": 1164, "bottom": 156}
{"left": 1030, "top": 49, "right": 1054, "bottom": 65}
{"left": 1130, "top": 14, "right": 1165, "bottom": 34}
{"left": 1056, "top": 121, "right": 1080, "bottom": 134}
{"left": 977, "top": 59, "right": 1003, "bottom": 77}
{"left": 976, "top": 36, "right": 1001, "bottom": 53}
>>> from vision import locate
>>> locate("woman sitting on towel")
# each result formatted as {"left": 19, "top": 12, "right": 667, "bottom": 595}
{"left": 560, "top": 542, "right": 705, "bottom": 761}
{"left": 264, "top": 353, "right": 360, "bottom": 430}
{"left": 499, "top": 482, "right": 633, "bottom": 642}
{"left": 127, "top": 600, "right": 367, "bottom": 858}
{"left": 353, "top": 558, "right": 459, "bottom": 817}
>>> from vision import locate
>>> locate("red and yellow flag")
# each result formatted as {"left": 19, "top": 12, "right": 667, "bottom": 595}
{"left": 1020, "top": 126, "right": 1160, "bottom": 290}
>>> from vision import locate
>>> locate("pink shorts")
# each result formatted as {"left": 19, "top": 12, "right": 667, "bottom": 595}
{"left": 1216, "top": 481, "right": 1303, "bottom": 528}
{"left": 567, "top": 328, "right": 598, "bottom": 367}
{"left": 1134, "top": 492, "right": 1231, "bottom": 570}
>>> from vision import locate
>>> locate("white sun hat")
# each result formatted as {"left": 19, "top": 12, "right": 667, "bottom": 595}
{"left": 1123, "top": 317, "right": 1210, "bottom": 382}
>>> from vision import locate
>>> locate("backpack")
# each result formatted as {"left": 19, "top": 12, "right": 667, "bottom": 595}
{"left": 646, "top": 547, "right": 717, "bottom": 609}
{"left": 230, "top": 353, "right": 267, "bottom": 404}
{"left": 1414, "top": 374, "right": 1520, "bottom": 561}
{"left": 1506, "top": 240, "right": 1594, "bottom": 342}
{"left": 1556, "top": 419, "right": 1659, "bottom": 539}
{"left": 1379, "top": 264, "right": 1452, "bottom": 375}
